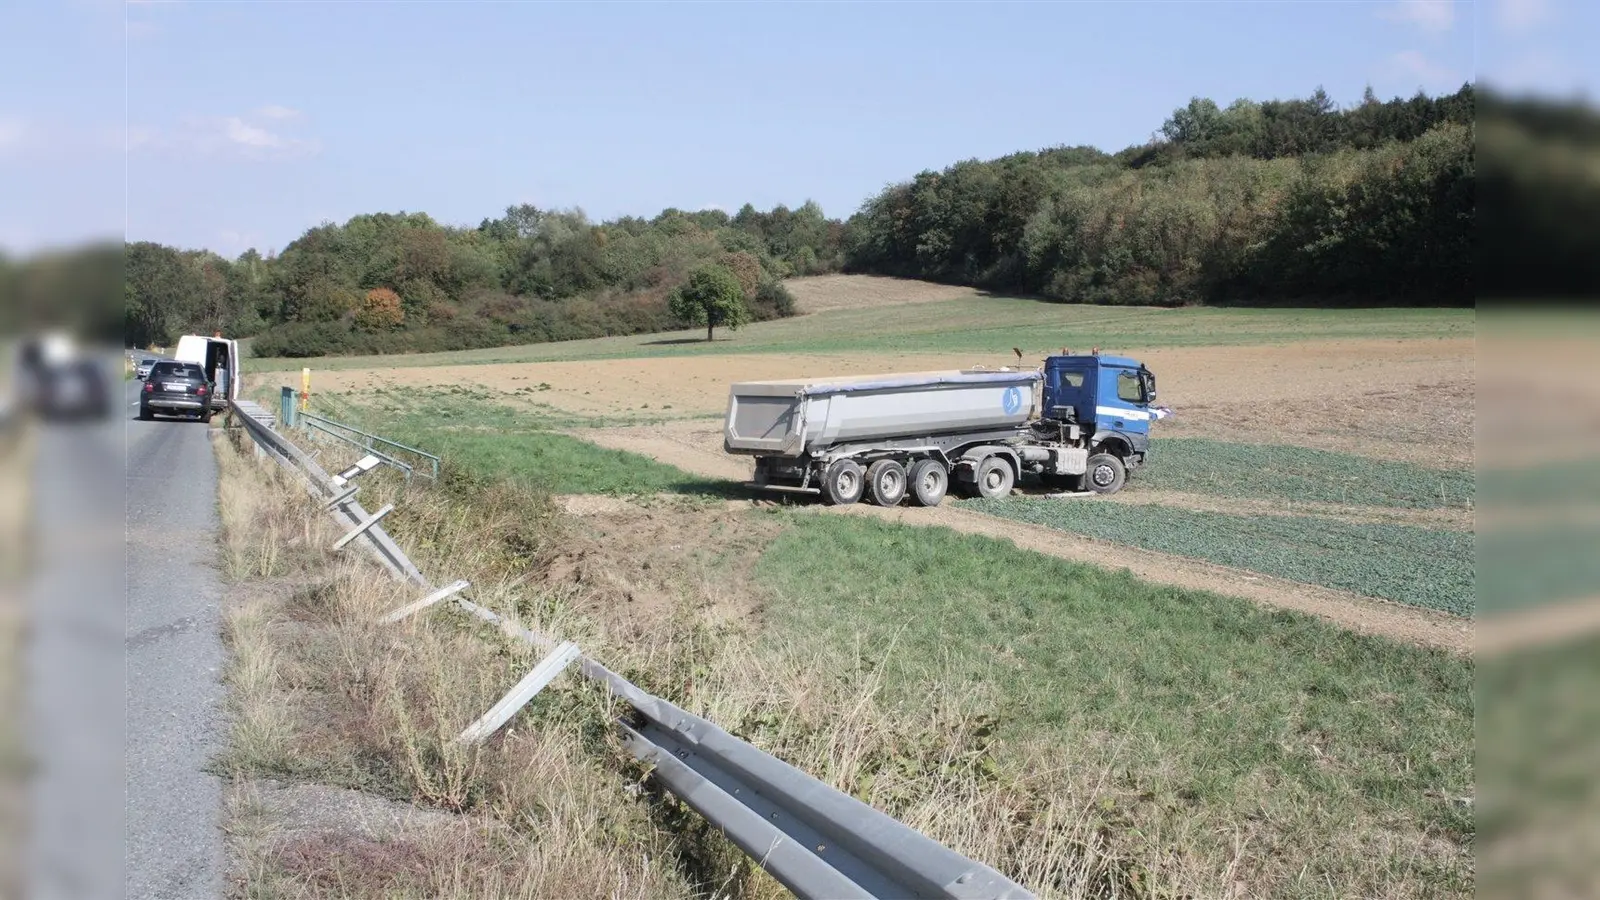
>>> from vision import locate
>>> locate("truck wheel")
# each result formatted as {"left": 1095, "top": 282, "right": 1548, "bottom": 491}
{"left": 1085, "top": 452, "right": 1127, "bottom": 495}
{"left": 975, "top": 456, "right": 1015, "bottom": 499}
{"left": 821, "top": 459, "right": 865, "bottom": 506}
{"left": 865, "top": 460, "right": 907, "bottom": 507}
{"left": 908, "top": 459, "right": 948, "bottom": 507}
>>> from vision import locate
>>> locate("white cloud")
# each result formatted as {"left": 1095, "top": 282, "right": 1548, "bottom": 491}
{"left": 1378, "top": 0, "right": 1457, "bottom": 34}
{"left": 128, "top": 111, "right": 320, "bottom": 161}
{"left": 1495, "top": 0, "right": 1553, "bottom": 31}
{"left": 223, "top": 117, "right": 286, "bottom": 149}
{"left": 254, "top": 104, "right": 302, "bottom": 121}
{"left": 1385, "top": 50, "right": 1461, "bottom": 87}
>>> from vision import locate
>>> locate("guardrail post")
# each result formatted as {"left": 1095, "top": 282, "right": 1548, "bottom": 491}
{"left": 331, "top": 503, "right": 394, "bottom": 550}
{"left": 454, "top": 641, "right": 582, "bottom": 745}
{"left": 280, "top": 385, "right": 298, "bottom": 429}
{"left": 320, "top": 485, "right": 359, "bottom": 511}
{"left": 330, "top": 454, "right": 383, "bottom": 488}
{"left": 379, "top": 579, "right": 470, "bottom": 624}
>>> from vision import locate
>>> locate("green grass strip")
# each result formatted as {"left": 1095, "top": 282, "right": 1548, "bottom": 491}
{"left": 755, "top": 514, "right": 1473, "bottom": 847}
{"left": 1144, "top": 439, "right": 1474, "bottom": 509}
{"left": 968, "top": 498, "right": 1474, "bottom": 615}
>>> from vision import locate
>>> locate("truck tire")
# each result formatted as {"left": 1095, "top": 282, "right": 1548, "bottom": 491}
{"left": 974, "top": 456, "right": 1015, "bottom": 499}
{"left": 908, "top": 459, "right": 948, "bottom": 507}
{"left": 865, "top": 459, "right": 907, "bottom": 507}
{"left": 821, "top": 459, "right": 865, "bottom": 506}
{"left": 1085, "top": 452, "right": 1127, "bottom": 495}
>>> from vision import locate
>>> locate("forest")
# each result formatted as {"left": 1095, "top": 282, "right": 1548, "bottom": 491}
{"left": 103, "top": 82, "right": 1549, "bottom": 358}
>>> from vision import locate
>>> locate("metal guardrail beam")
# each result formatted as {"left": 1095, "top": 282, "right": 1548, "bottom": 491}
{"left": 228, "top": 400, "right": 425, "bottom": 585}
{"left": 226, "top": 396, "right": 1037, "bottom": 900}
{"left": 299, "top": 410, "right": 439, "bottom": 480}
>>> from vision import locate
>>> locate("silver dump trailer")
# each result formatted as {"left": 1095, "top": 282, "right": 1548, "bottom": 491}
{"left": 724, "top": 369, "right": 1040, "bottom": 456}
{"left": 723, "top": 354, "right": 1161, "bottom": 507}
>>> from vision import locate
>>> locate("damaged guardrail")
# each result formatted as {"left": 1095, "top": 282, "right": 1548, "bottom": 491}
{"left": 227, "top": 396, "right": 1036, "bottom": 900}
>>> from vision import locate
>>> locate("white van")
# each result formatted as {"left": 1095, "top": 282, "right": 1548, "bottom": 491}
{"left": 173, "top": 334, "right": 241, "bottom": 412}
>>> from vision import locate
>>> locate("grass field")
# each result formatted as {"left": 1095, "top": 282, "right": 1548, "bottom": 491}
{"left": 248, "top": 296, "right": 1474, "bottom": 370}
{"left": 755, "top": 514, "right": 1472, "bottom": 894}
{"left": 969, "top": 498, "right": 1474, "bottom": 615}
{"left": 233, "top": 279, "right": 1480, "bottom": 897}
{"left": 306, "top": 390, "right": 719, "bottom": 496}
{"left": 1143, "top": 439, "right": 1474, "bottom": 510}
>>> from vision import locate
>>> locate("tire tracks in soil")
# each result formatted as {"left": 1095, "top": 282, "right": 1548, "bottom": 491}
{"left": 573, "top": 425, "right": 1472, "bottom": 653}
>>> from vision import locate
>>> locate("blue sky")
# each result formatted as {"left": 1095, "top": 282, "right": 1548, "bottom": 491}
{"left": 1, "top": 1, "right": 1593, "bottom": 257}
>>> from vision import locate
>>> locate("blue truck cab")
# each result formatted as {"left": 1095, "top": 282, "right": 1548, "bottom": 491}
{"left": 1040, "top": 353, "right": 1158, "bottom": 478}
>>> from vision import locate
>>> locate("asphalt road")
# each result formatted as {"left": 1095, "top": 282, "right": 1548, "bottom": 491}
{"left": 122, "top": 375, "right": 226, "bottom": 899}
{"left": 23, "top": 367, "right": 126, "bottom": 900}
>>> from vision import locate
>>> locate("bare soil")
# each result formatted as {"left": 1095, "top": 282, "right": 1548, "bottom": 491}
{"left": 312, "top": 328, "right": 1476, "bottom": 650}
{"left": 317, "top": 338, "right": 1474, "bottom": 467}
{"left": 785, "top": 273, "right": 981, "bottom": 314}
{"left": 543, "top": 494, "right": 780, "bottom": 640}
{"left": 1110, "top": 489, "right": 1474, "bottom": 531}
{"left": 566, "top": 423, "right": 1472, "bottom": 652}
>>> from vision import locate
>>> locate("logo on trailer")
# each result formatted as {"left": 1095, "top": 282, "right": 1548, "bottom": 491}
{"left": 1002, "top": 386, "right": 1022, "bottom": 415}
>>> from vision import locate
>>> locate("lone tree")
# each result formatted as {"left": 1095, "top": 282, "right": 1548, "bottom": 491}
{"left": 670, "top": 264, "right": 749, "bottom": 342}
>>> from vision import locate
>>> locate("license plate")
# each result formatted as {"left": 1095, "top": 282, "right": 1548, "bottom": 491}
{"left": 164, "top": 383, "right": 187, "bottom": 392}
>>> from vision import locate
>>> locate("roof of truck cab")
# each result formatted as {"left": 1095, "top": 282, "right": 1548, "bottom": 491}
{"left": 1053, "top": 354, "right": 1143, "bottom": 369}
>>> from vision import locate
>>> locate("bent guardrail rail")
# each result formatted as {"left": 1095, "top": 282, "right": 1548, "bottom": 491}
{"left": 225, "top": 397, "right": 1036, "bottom": 900}
{"left": 298, "top": 409, "right": 439, "bottom": 481}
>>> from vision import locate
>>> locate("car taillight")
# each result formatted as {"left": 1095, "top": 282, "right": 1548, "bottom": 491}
{"left": 143, "top": 382, "right": 153, "bottom": 393}
{"left": 196, "top": 385, "right": 208, "bottom": 395}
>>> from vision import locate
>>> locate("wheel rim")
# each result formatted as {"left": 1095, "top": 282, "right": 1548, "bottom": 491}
{"left": 837, "top": 471, "right": 858, "bottom": 496}
{"left": 1092, "top": 464, "right": 1115, "bottom": 487}
{"left": 983, "top": 468, "right": 1006, "bottom": 492}
{"left": 882, "top": 471, "right": 902, "bottom": 497}
{"left": 920, "top": 471, "right": 941, "bottom": 495}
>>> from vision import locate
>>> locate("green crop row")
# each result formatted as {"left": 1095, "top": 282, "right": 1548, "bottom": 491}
{"left": 968, "top": 498, "right": 1474, "bottom": 616}
{"left": 1142, "top": 439, "right": 1475, "bottom": 510}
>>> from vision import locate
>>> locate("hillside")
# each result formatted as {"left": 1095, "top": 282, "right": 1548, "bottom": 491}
{"left": 121, "top": 83, "right": 1503, "bottom": 360}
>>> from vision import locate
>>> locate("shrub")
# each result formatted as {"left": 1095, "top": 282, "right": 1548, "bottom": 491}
{"left": 749, "top": 278, "right": 796, "bottom": 320}
{"left": 355, "top": 288, "right": 405, "bottom": 330}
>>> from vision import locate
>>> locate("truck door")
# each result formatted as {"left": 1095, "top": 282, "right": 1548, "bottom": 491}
{"left": 1097, "top": 366, "right": 1152, "bottom": 439}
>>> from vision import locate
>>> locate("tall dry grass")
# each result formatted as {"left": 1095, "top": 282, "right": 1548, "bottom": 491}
{"left": 215, "top": 430, "right": 1269, "bottom": 899}
{"left": 216, "top": 434, "right": 699, "bottom": 899}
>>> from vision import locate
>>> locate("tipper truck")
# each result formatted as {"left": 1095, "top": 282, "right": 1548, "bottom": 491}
{"left": 722, "top": 352, "right": 1162, "bottom": 507}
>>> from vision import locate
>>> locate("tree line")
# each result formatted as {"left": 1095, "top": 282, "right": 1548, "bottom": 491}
{"left": 126, "top": 202, "right": 843, "bottom": 355}
{"left": 123, "top": 83, "right": 1506, "bottom": 357}
{"left": 843, "top": 84, "right": 1475, "bottom": 306}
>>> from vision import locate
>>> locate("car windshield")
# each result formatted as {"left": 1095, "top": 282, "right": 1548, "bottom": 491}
{"left": 152, "top": 363, "right": 205, "bottom": 379}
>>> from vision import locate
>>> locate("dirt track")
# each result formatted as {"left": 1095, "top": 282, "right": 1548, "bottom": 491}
{"left": 575, "top": 422, "right": 1471, "bottom": 653}
{"left": 322, "top": 337, "right": 1473, "bottom": 467}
